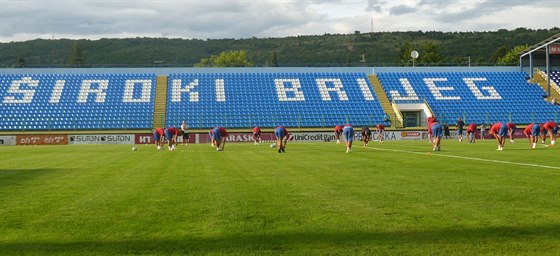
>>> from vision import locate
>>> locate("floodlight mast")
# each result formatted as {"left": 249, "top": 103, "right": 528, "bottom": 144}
{"left": 411, "top": 51, "right": 419, "bottom": 67}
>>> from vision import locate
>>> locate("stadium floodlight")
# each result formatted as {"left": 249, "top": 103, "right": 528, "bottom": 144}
{"left": 464, "top": 56, "right": 471, "bottom": 67}
{"left": 411, "top": 51, "right": 419, "bottom": 67}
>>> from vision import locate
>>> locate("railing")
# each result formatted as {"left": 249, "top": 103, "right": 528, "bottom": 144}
{"left": 391, "top": 100, "right": 404, "bottom": 127}
{"left": 537, "top": 68, "right": 560, "bottom": 96}
{"left": 423, "top": 98, "right": 435, "bottom": 118}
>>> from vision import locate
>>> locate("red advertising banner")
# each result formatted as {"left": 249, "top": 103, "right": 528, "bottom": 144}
{"left": 16, "top": 135, "right": 68, "bottom": 145}
{"left": 549, "top": 44, "right": 560, "bottom": 55}
{"left": 196, "top": 133, "right": 276, "bottom": 144}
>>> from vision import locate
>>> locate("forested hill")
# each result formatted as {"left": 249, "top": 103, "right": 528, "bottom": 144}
{"left": 1, "top": 28, "right": 558, "bottom": 68}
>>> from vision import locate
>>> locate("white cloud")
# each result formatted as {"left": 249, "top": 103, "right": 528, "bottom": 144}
{"left": 0, "top": 0, "right": 558, "bottom": 42}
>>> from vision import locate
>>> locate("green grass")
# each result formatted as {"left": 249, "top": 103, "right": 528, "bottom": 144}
{"left": 1, "top": 140, "right": 559, "bottom": 255}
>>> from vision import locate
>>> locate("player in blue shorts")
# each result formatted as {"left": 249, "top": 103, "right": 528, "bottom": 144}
{"left": 343, "top": 124, "right": 354, "bottom": 153}
{"left": 430, "top": 121, "right": 443, "bottom": 151}
{"left": 164, "top": 127, "right": 180, "bottom": 151}
{"left": 531, "top": 123, "right": 540, "bottom": 149}
{"left": 274, "top": 126, "right": 288, "bottom": 153}
{"left": 153, "top": 127, "right": 165, "bottom": 150}
{"left": 211, "top": 127, "right": 222, "bottom": 151}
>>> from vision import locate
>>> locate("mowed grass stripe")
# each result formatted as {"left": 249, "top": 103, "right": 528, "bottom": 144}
{"left": 0, "top": 142, "right": 559, "bottom": 255}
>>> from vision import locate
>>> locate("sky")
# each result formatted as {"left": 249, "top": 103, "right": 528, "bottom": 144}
{"left": 0, "top": 0, "right": 559, "bottom": 42}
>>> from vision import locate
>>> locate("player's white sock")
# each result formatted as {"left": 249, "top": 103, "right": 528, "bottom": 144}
{"left": 336, "top": 139, "right": 340, "bottom": 144}
{"left": 552, "top": 140, "right": 556, "bottom": 145}
{"left": 532, "top": 143, "right": 536, "bottom": 149}
{"left": 510, "top": 140, "right": 514, "bottom": 143}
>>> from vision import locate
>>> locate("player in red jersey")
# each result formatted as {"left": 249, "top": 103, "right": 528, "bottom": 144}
{"left": 334, "top": 125, "right": 343, "bottom": 144}
{"left": 506, "top": 122, "right": 516, "bottom": 143}
{"left": 490, "top": 122, "right": 507, "bottom": 150}
{"left": 152, "top": 127, "right": 165, "bottom": 150}
{"left": 523, "top": 123, "right": 537, "bottom": 149}
{"left": 164, "top": 127, "right": 180, "bottom": 151}
{"left": 252, "top": 126, "right": 262, "bottom": 145}
{"left": 427, "top": 116, "right": 437, "bottom": 144}
{"left": 542, "top": 121, "right": 558, "bottom": 145}
{"left": 466, "top": 123, "right": 476, "bottom": 143}
{"left": 428, "top": 121, "right": 443, "bottom": 151}
{"left": 376, "top": 123, "right": 385, "bottom": 144}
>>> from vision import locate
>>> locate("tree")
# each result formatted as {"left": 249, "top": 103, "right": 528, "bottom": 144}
{"left": 16, "top": 56, "right": 25, "bottom": 68}
{"left": 270, "top": 51, "right": 278, "bottom": 67}
{"left": 419, "top": 42, "right": 444, "bottom": 65}
{"left": 497, "top": 45, "right": 528, "bottom": 65}
{"left": 194, "top": 50, "right": 254, "bottom": 67}
{"left": 69, "top": 42, "right": 86, "bottom": 66}
{"left": 397, "top": 42, "right": 415, "bottom": 66}
{"left": 491, "top": 46, "right": 509, "bottom": 63}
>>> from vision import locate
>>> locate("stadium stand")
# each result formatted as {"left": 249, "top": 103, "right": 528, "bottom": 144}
{"left": 166, "top": 72, "right": 389, "bottom": 128}
{"left": 0, "top": 73, "right": 156, "bottom": 130}
{"left": 545, "top": 71, "right": 560, "bottom": 92}
{"left": 377, "top": 72, "right": 560, "bottom": 124}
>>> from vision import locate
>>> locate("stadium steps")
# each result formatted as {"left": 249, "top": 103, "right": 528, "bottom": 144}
{"left": 153, "top": 76, "right": 169, "bottom": 128}
{"left": 368, "top": 75, "right": 402, "bottom": 128}
{"left": 531, "top": 72, "right": 560, "bottom": 102}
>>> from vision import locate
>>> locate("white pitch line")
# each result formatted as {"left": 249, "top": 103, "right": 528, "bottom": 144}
{"left": 368, "top": 147, "right": 560, "bottom": 170}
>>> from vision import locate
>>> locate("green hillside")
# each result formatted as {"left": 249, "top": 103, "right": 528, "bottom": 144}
{"left": 1, "top": 28, "right": 558, "bottom": 68}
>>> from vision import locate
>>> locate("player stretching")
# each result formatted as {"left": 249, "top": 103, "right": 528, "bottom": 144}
{"left": 164, "top": 127, "right": 180, "bottom": 151}
{"left": 542, "top": 121, "right": 558, "bottom": 146}
{"left": 523, "top": 123, "right": 538, "bottom": 149}
{"left": 466, "top": 123, "right": 476, "bottom": 143}
{"left": 430, "top": 120, "right": 443, "bottom": 151}
{"left": 217, "top": 126, "right": 228, "bottom": 151}
{"left": 334, "top": 125, "right": 343, "bottom": 144}
{"left": 252, "top": 126, "right": 261, "bottom": 145}
{"left": 153, "top": 127, "right": 165, "bottom": 150}
{"left": 506, "top": 122, "right": 516, "bottom": 143}
{"left": 209, "top": 129, "right": 216, "bottom": 147}
{"left": 490, "top": 122, "right": 507, "bottom": 151}
{"left": 343, "top": 124, "right": 354, "bottom": 153}
{"left": 376, "top": 123, "right": 385, "bottom": 144}
{"left": 274, "top": 126, "right": 289, "bottom": 153}
{"left": 539, "top": 123, "right": 547, "bottom": 144}
{"left": 361, "top": 126, "right": 371, "bottom": 147}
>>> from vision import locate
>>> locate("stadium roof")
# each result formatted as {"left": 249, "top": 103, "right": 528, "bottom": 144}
{"left": 520, "top": 33, "right": 560, "bottom": 58}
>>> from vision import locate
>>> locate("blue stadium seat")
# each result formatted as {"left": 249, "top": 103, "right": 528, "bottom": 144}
{"left": 0, "top": 73, "right": 156, "bottom": 130}
{"left": 377, "top": 72, "right": 560, "bottom": 124}
{"left": 165, "top": 72, "right": 389, "bottom": 128}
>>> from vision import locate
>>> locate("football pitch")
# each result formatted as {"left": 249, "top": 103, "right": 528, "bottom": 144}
{"left": 1, "top": 140, "right": 559, "bottom": 255}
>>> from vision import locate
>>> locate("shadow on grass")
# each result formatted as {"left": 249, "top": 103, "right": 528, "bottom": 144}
{"left": 1, "top": 224, "right": 558, "bottom": 254}
{"left": 0, "top": 168, "right": 73, "bottom": 187}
